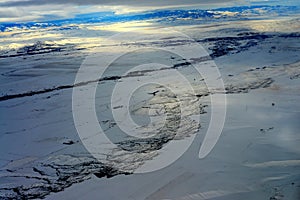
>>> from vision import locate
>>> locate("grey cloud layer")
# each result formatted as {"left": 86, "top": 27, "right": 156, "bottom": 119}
{"left": 0, "top": 0, "right": 241, "bottom": 7}
{"left": 0, "top": 0, "right": 245, "bottom": 22}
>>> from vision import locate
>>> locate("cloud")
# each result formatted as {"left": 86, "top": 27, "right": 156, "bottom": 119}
{"left": 0, "top": 0, "right": 242, "bottom": 7}
{"left": 0, "top": 4, "right": 75, "bottom": 22}
{"left": 4, "top": 0, "right": 298, "bottom": 23}
{"left": 0, "top": 0, "right": 247, "bottom": 22}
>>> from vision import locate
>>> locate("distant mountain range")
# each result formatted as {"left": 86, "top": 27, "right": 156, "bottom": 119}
{"left": 1, "top": 5, "right": 299, "bottom": 32}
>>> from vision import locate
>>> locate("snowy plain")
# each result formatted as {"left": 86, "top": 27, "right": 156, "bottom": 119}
{"left": 0, "top": 6, "right": 300, "bottom": 200}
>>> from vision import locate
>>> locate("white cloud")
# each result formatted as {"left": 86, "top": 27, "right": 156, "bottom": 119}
{"left": 0, "top": 0, "right": 246, "bottom": 22}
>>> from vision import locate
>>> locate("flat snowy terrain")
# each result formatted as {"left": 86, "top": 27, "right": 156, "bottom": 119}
{"left": 0, "top": 5, "right": 299, "bottom": 200}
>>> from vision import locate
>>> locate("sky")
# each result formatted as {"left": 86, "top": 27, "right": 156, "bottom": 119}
{"left": 1, "top": 0, "right": 299, "bottom": 23}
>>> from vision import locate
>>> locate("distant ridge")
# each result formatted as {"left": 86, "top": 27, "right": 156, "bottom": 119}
{"left": 1, "top": 5, "right": 299, "bottom": 32}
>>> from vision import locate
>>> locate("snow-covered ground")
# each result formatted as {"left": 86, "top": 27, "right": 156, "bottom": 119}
{"left": 0, "top": 13, "right": 299, "bottom": 199}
